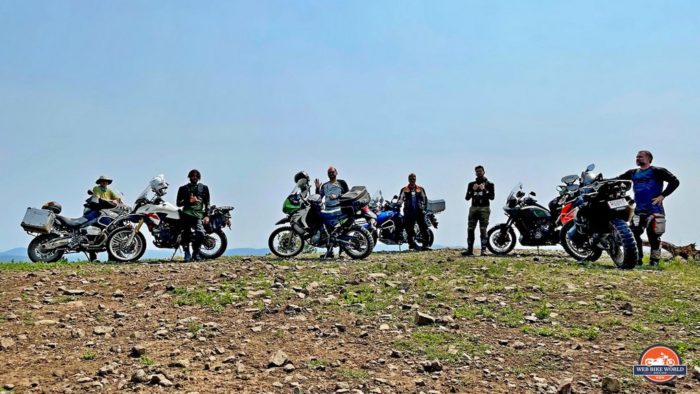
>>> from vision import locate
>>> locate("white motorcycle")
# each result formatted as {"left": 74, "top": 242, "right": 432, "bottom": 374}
{"left": 106, "top": 175, "right": 233, "bottom": 262}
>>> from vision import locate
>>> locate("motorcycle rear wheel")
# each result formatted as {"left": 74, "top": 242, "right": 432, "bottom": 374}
{"left": 268, "top": 226, "right": 305, "bottom": 258}
{"left": 340, "top": 227, "right": 374, "bottom": 260}
{"left": 486, "top": 225, "right": 517, "bottom": 255}
{"left": 560, "top": 222, "right": 603, "bottom": 262}
{"left": 28, "top": 234, "right": 65, "bottom": 262}
{"left": 106, "top": 228, "right": 147, "bottom": 262}
{"left": 198, "top": 230, "right": 228, "bottom": 260}
{"left": 608, "top": 219, "right": 638, "bottom": 269}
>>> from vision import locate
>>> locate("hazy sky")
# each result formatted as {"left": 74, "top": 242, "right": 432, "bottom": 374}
{"left": 1, "top": 1, "right": 698, "bottom": 252}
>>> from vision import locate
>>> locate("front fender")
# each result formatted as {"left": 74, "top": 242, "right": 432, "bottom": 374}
{"left": 275, "top": 217, "right": 290, "bottom": 225}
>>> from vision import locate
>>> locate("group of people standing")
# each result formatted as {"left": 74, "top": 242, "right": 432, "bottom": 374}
{"left": 88, "top": 149, "right": 679, "bottom": 266}
{"left": 456, "top": 150, "right": 679, "bottom": 266}
{"left": 89, "top": 169, "right": 211, "bottom": 262}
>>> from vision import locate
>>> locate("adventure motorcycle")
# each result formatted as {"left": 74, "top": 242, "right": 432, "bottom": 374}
{"left": 563, "top": 164, "right": 637, "bottom": 269}
{"left": 105, "top": 175, "right": 233, "bottom": 262}
{"left": 268, "top": 186, "right": 375, "bottom": 259}
{"left": 368, "top": 191, "right": 444, "bottom": 249}
{"left": 486, "top": 177, "right": 596, "bottom": 259}
{"left": 21, "top": 192, "right": 130, "bottom": 262}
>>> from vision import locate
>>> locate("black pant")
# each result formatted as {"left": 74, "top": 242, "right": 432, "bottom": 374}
{"left": 631, "top": 214, "right": 662, "bottom": 262}
{"left": 181, "top": 215, "right": 205, "bottom": 252}
{"left": 405, "top": 211, "right": 429, "bottom": 247}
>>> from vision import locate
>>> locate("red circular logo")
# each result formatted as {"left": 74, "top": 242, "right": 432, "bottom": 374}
{"left": 638, "top": 344, "right": 682, "bottom": 383}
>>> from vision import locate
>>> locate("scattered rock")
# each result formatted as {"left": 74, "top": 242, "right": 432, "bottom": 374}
{"left": 512, "top": 341, "right": 526, "bottom": 350}
{"left": 112, "top": 289, "right": 125, "bottom": 298}
{"left": 150, "top": 374, "right": 173, "bottom": 387}
{"left": 268, "top": 350, "right": 289, "bottom": 367}
{"left": 421, "top": 359, "right": 443, "bottom": 373}
{"left": 34, "top": 320, "right": 58, "bottom": 326}
{"left": 474, "top": 296, "right": 487, "bottom": 303}
{"left": 557, "top": 379, "right": 572, "bottom": 394}
{"left": 93, "top": 326, "right": 113, "bottom": 336}
{"left": 130, "top": 345, "right": 146, "bottom": 357}
{"left": 415, "top": 312, "right": 436, "bottom": 326}
{"left": 169, "top": 359, "right": 190, "bottom": 368}
{"left": 379, "top": 324, "right": 390, "bottom": 331}
{"left": 131, "top": 369, "right": 149, "bottom": 383}
{"left": 601, "top": 376, "right": 620, "bottom": 393}
{"left": 0, "top": 338, "right": 15, "bottom": 351}
{"left": 498, "top": 339, "right": 509, "bottom": 346}
{"left": 62, "top": 288, "right": 86, "bottom": 296}
{"left": 692, "top": 365, "right": 700, "bottom": 381}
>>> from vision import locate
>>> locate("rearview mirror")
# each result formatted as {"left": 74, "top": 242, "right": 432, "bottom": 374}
{"left": 87, "top": 189, "right": 94, "bottom": 195}
{"left": 530, "top": 191, "right": 536, "bottom": 196}
{"left": 561, "top": 175, "right": 578, "bottom": 184}
{"left": 586, "top": 163, "right": 595, "bottom": 172}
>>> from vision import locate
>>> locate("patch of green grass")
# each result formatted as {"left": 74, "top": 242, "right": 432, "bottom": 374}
{"left": 497, "top": 307, "right": 524, "bottom": 328}
{"left": 521, "top": 326, "right": 566, "bottom": 339}
{"left": 52, "top": 295, "right": 78, "bottom": 304}
{"left": 534, "top": 303, "right": 550, "bottom": 320}
{"left": 341, "top": 283, "right": 398, "bottom": 313}
{"left": 337, "top": 368, "right": 370, "bottom": 379}
{"left": 81, "top": 350, "right": 96, "bottom": 360}
{"left": 393, "top": 329, "right": 488, "bottom": 362}
{"left": 306, "top": 359, "right": 328, "bottom": 370}
{"left": 140, "top": 356, "right": 155, "bottom": 366}
{"left": 189, "top": 321, "right": 203, "bottom": 335}
{"left": 570, "top": 326, "right": 599, "bottom": 340}
{"left": 599, "top": 317, "right": 624, "bottom": 329}
{"left": 0, "top": 260, "right": 91, "bottom": 272}
{"left": 630, "top": 323, "right": 651, "bottom": 333}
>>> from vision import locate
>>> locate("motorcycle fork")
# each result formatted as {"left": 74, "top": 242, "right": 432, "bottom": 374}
{"left": 127, "top": 219, "right": 144, "bottom": 245}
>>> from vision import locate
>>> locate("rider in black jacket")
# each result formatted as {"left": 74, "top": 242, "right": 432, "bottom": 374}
{"left": 176, "top": 169, "right": 211, "bottom": 261}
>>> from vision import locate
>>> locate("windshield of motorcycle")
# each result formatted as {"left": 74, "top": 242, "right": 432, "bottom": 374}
{"left": 507, "top": 183, "right": 523, "bottom": 201}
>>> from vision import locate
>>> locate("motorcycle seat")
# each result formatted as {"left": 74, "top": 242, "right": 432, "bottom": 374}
{"left": 56, "top": 215, "right": 89, "bottom": 228}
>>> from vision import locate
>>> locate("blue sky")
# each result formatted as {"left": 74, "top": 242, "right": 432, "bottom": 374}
{"left": 1, "top": 1, "right": 698, "bottom": 252}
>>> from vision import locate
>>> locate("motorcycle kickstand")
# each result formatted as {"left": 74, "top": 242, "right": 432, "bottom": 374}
{"left": 171, "top": 247, "right": 179, "bottom": 261}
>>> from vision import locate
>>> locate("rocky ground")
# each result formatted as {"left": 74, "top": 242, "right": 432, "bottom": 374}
{"left": 0, "top": 249, "right": 699, "bottom": 393}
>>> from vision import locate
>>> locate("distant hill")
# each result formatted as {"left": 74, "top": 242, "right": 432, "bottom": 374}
{"left": 0, "top": 247, "right": 270, "bottom": 262}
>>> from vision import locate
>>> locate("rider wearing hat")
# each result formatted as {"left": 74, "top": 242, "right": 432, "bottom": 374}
{"left": 92, "top": 176, "right": 122, "bottom": 203}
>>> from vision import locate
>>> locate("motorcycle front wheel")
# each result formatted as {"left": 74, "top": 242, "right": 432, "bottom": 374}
{"left": 608, "top": 219, "right": 638, "bottom": 269}
{"left": 199, "top": 230, "right": 228, "bottom": 260}
{"left": 106, "top": 228, "right": 147, "bottom": 262}
{"left": 28, "top": 234, "right": 65, "bottom": 263}
{"left": 340, "top": 227, "right": 374, "bottom": 260}
{"left": 268, "top": 226, "right": 305, "bottom": 258}
{"left": 486, "top": 224, "right": 517, "bottom": 255}
{"left": 560, "top": 222, "right": 602, "bottom": 262}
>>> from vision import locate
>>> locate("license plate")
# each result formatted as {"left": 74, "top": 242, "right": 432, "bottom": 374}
{"left": 607, "top": 198, "right": 627, "bottom": 209}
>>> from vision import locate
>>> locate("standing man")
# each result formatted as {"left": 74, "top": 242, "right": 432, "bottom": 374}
{"left": 176, "top": 169, "right": 211, "bottom": 262}
{"left": 315, "top": 166, "right": 349, "bottom": 258}
{"left": 398, "top": 173, "right": 431, "bottom": 251}
{"left": 463, "top": 165, "right": 495, "bottom": 256}
{"left": 618, "top": 150, "right": 679, "bottom": 266}
{"left": 315, "top": 166, "right": 349, "bottom": 209}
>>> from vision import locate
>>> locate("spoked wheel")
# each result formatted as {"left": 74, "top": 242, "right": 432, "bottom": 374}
{"left": 268, "top": 226, "right": 305, "bottom": 258}
{"left": 27, "top": 234, "right": 65, "bottom": 262}
{"left": 608, "top": 219, "right": 638, "bottom": 269}
{"left": 560, "top": 222, "right": 602, "bottom": 262}
{"left": 339, "top": 227, "right": 374, "bottom": 260}
{"left": 198, "top": 230, "right": 228, "bottom": 260}
{"left": 107, "top": 228, "right": 147, "bottom": 262}
{"left": 486, "top": 225, "right": 517, "bottom": 255}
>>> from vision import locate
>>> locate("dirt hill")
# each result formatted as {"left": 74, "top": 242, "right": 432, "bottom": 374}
{"left": 0, "top": 250, "right": 698, "bottom": 393}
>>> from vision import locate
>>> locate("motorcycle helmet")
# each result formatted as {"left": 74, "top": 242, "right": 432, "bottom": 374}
{"left": 294, "top": 171, "right": 310, "bottom": 184}
{"left": 42, "top": 201, "right": 62, "bottom": 214}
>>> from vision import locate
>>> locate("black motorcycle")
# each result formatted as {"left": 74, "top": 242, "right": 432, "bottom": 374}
{"left": 486, "top": 183, "right": 567, "bottom": 255}
{"left": 563, "top": 164, "right": 637, "bottom": 269}
{"left": 268, "top": 186, "right": 374, "bottom": 259}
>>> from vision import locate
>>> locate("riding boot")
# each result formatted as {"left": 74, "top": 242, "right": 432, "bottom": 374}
{"left": 192, "top": 242, "right": 202, "bottom": 261}
{"left": 480, "top": 238, "right": 489, "bottom": 256}
{"left": 183, "top": 246, "right": 192, "bottom": 262}
{"left": 462, "top": 240, "right": 474, "bottom": 256}
{"left": 88, "top": 251, "right": 98, "bottom": 262}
